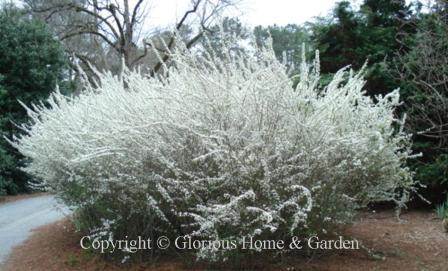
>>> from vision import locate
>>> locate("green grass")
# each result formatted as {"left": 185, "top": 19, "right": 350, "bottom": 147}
{"left": 66, "top": 253, "right": 79, "bottom": 267}
{"left": 435, "top": 195, "right": 448, "bottom": 219}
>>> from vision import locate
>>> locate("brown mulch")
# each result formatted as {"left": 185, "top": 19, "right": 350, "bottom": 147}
{"left": 2, "top": 210, "right": 447, "bottom": 271}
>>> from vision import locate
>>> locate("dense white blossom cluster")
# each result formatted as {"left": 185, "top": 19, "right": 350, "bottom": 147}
{"left": 10, "top": 36, "right": 416, "bottom": 261}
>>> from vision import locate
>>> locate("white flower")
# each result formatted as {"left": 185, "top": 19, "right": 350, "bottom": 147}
{"left": 10, "top": 33, "right": 416, "bottom": 261}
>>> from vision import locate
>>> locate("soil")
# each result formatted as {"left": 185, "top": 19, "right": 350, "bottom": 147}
{"left": 2, "top": 210, "right": 447, "bottom": 271}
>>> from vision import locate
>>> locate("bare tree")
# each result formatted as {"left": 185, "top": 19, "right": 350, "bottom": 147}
{"left": 393, "top": 2, "right": 448, "bottom": 150}
{"left": 25, "top": 0, "right": 236, "bottom": 74}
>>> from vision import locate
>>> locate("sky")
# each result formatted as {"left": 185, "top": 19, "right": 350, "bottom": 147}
{"left": 10, "top": 0, "right": 420, "bottom": 29}
{"left": 239, "top": 0, "right": 347, "bottom": 26}
{"left": 146, "top": 0, "right": 348, "bottom": 28}
{"left": 8, "top": 0, "right": 352, "bottom": 40}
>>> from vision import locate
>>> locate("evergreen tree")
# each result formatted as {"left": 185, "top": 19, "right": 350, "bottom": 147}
{"left": 254, "top": 24, "right": 311, "bottom": 71}
{"left": 311, "top": 0, "right": 414, "bottom": 95}
{"left": 393, "top": 4, "right": 448, "bottom": 202}
{"left": 0, "top": 5, "right": 68, "bottom": 194}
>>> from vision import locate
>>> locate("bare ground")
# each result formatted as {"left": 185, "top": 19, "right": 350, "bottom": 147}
{"left": 3, "top": 210, "right": 447, "bottom": 271}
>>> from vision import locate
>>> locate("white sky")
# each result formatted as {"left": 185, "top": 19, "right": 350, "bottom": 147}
{"left": 10, "top": 0, "right": 419, "bottom": 29}
{"left": 240, "top": 0, "right": 346, "bottom": 26}
{"left": 146, "top": 0, "right": 346, "bottom": 28}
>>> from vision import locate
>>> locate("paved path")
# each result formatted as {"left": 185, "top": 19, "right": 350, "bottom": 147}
{"left": 0, "top": 195, "right": 68, "bottom": 265}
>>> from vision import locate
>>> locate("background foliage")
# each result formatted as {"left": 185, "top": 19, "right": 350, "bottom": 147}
{"left": 0, "top": 5, "right": 68, "bottom": 194}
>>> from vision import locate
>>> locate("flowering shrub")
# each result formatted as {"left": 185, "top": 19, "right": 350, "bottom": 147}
{"left": 10, "top": 36, "right": 416, "bottom": 261}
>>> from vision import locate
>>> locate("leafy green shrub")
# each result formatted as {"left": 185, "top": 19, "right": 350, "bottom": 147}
{"left": 0, "top": 4, "right": 68, "bottom": 194}
{"left": 10, "top": 36, "right": 417, "bottom": 261}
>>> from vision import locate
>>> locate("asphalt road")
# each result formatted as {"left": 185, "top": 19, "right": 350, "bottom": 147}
{"left": 0, "top": 195, "right": 68, "bottom": 265}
